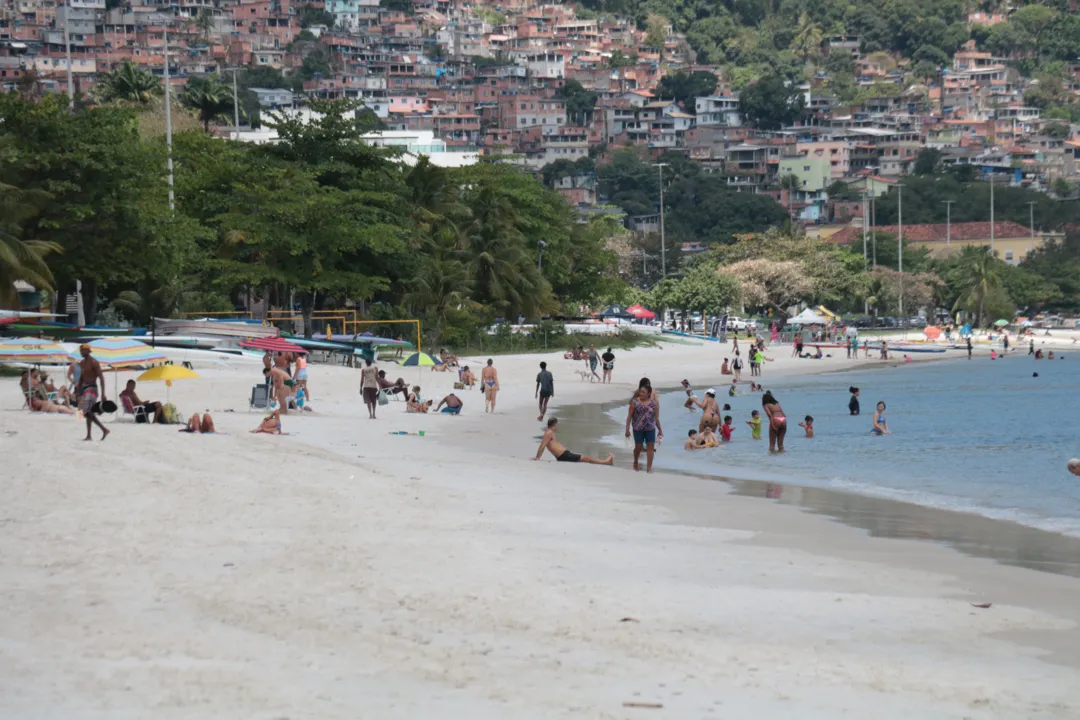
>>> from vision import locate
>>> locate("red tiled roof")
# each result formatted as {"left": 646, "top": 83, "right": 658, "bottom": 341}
{"left": 827, "top": 221, "right": 1035, "bottom": 246}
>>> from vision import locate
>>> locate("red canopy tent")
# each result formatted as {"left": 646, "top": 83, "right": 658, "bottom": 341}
{"left": 239, "top": 337, "right": 308, "bottom": 354}
{"left": 627, "top": 304, "right": 656, "bottom": 319}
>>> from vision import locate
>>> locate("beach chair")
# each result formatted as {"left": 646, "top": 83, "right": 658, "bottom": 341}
{"left": 250, "top": 384, "right": 270, "bottom": 412}
{"left": 119, "top": 395, "right": 153, "bottom": 424}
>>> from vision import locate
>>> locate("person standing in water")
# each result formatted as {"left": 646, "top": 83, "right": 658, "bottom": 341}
{"left": 1069, "top": 458, "right": 1080, "bottom": 476}
{"left": 482, "top": 358, "right": 499, "bottom": 413}
{"left": 848, "top": 386, "right": 861, "bottom": 415}
{"left": 761, "top": 390, "right": 787, "bottom": 454}
{"left": 872, "top": 401, "right": 891, "bottom": 435}
{"left": 626, "top": 384, "right": 660, "bottom": 472}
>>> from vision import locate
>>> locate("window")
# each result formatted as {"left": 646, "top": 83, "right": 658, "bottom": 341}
{"left": 803, "top": 165, "right": 810, "bottom": 171}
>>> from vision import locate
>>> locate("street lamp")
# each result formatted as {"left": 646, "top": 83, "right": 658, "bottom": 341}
{"left": 62, "top": 1, "right": 73, "bottom": 110}
{"left": 161, "top": 9, "right": 176, "bottom": 211}
{"left": 537, "top": 240, "right": 547, "bottom": 271}
{"left": 897, "top": 183, "right": 904, "bottom": 317}
{"left": 942, "top": 199, "right": 955, "bottom": 247}
{"left": 653, "top": 162, "right": 668, "bottom": 277}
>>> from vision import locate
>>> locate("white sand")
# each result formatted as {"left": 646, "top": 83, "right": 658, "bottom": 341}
{"left": 3, "top": 337, "right": 1080, "bottom": 719}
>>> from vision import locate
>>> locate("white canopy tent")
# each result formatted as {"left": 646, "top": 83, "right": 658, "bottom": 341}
{"left": 787, "top": 309, "right": 829, "bottom": 325}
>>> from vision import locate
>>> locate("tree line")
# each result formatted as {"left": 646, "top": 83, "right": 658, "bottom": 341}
{"left": 0, "top": 94, "right": 623, "bottom": 348}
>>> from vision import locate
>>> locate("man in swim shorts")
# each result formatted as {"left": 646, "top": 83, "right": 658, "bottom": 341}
{"left": 435, "top": 393, "right": 463, "bottom": 415}
{"left": 532, "top": 417, "right": 613, "bottom": 465}
{"left": 76, "top": 344, "right": 109, "bottom": 441}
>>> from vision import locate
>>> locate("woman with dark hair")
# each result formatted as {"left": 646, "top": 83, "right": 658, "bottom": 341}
{"left": 761, "top": 390, "right": 787, "bottom": 454}
{"left": 872, "top": 401, "right": 890, "bottom": 435}
{"left": 848, "top": 386, "right": 860, "bottom": 416}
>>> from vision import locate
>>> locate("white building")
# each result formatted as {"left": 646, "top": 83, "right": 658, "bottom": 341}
{"left": 695, "top": 96, "right": 742, "bottom": 127}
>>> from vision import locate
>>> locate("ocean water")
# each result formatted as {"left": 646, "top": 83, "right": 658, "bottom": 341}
{"left": 603, "top": 353, "right": 1080, "bottom": 537}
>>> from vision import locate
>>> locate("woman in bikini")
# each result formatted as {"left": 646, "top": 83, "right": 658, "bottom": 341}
{"left": 251, "top": 410, "right": 284, "bottom": 434}
{"left": 181, "top": 412, "right": 216, "bottom": 434}
{"left": 872, "top": 401, "right": 890, "bottom": 435}
{"left": 694, "top": 389, "right": 721, "bottom": 433}
{"left": 761, "top": 390, "right": 787, "bottom": 454}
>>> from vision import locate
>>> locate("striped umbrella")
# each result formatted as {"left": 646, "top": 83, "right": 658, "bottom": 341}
{"left": 0, "top": 337, "right": 75, "bottom": 365}
{"left": 84, "top": 337, "right": 168, "bottom": 369}
{"left": 239, "top": 337, "right": 307, "bottom": 354}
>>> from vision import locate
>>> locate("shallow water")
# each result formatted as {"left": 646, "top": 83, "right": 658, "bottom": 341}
{"left": 602, "top": 352, "right": 1080, "bottom": 537}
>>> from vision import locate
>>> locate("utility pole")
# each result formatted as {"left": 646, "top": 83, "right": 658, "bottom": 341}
{"left": 1026, "top": 201, "right": 1036, "bottom": 258}
{"left": 654, "top": 162, "right": 668, "bottom": 277}
{"left": 163, "top": 19, "right": 175, "bottom": 211}
{"left": 63, "top": 0, "right": 74, "bottom": 110}
{"left": 862, "top": 189, "right": 869, "bottom": 261}
{"left": 942, "top": 200, "right": 955, "bottom": 248}
{"left": 989, "top": 173, "right": 995, "bottom": 255}
{"left": 897, "top": 183, "right": 904, "bottom": 318}
{"left": 232, "top": 67, "right": 241, "bottom": 141}
{"left": 871, "top": 193, "right": 877, "bottom": 267}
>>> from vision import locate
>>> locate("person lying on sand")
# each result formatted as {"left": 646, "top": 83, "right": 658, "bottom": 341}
{"left": 29, "top": 396, "right": 76, "bottom": 415}
{"left": 251, "top": 410, "right": 286, "bottom": 435}
{"left": 532, "top": 417, "right": 613, "bottom": 465}
{"left": 180, "top": 412, "right": 216, "bottom": 434}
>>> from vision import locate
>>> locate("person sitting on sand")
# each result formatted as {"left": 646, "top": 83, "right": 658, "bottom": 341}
{"left": 406, "top": 386, "right": 432, "bottom": 414}
{"left": 459, "top": 366, "right": 476, "bottom": 390}
{"left": 120, "top": 379, "right": 163, "bottom": 424}
{"left": 721, "top": 358, "right": 731, "bottom": 375}
{"left": 29, "top": 396, "right": 76, "bottom": 415}
{"left": 180, "top": 412, "right": 216, "bottom": 434}
{"left": 251, "top": 410, "right": 284, "bottom": 435}
{"left": 439, "top": 349, "right": 460, "bottom": 367}
{"left": 37, "top": 372, "right": 71, "bottom": 405}
{"left": 533, "top": 417, "right": 613, "bottom": 465}
{"left": 435, "top": 393, "right": 463, "bottom": 415}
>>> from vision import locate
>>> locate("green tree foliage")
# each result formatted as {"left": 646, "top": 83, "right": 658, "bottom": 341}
{"left": 650, "top": 265, "right": 742, "bottom": 317}
{"left": 94, "top": 62, "right": 163, "bottom": 105}
{"left": 654, "top": 70, "right": 718, "bottom": 107}
{"left": 0, "top": 183, "right": 61, "bottom": 307}
{"left": 182, "top": 75, "right": 235, "bottom": 132}
{"left": 556, "top": 79, "right": 598, "bottom": 123}
{"left": 297, "top": 6, "right": 335, "bottom": 28}
{"left": 1021, "top": 233, "right": 1080, "bottom": 312}
{"left": 739, "top": 75, "right": 805, "bottom": 130}
{"left": 945, "top": 246, "right": 1004, "bottom": 327}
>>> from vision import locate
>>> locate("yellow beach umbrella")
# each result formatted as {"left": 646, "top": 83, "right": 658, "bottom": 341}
{"left": 136, "top": 365, "right": 200, "bottom": 404}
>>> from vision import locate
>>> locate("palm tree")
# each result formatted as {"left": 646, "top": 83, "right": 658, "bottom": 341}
{"left": 950, "top": 246, "right": 1002, "bottom": 328}
{"left": 95, "top": 62, "right": 163, "bottom": 104}
{"left": 793, "top": 13, "right": 823, "bottom": 61}
{"left": 403, "top": 227, "right": 472, "bottom": 351}
{"left": 109, "top": 280, "right": 194, "bottom": 327}
{"left": 194, "top": 9, "right": 216, "bottom": 44}
{"left": 182, "top": 75, "right": 234, "bottom": 132}
{"left": 779, "top": 173, "right": 801, "bottom": 218}
{"left": 0, "top": 183, "right": 61, "bottom": 308}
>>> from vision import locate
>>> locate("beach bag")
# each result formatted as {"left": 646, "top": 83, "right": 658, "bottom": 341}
{"left": 377, "top": 390, "right": 389, "bottom": 406}
{"left": 161, "top": 403, "right": 180, "bottom": 424}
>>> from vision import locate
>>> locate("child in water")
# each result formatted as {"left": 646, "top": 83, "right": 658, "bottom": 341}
{"left": 746, "top": 410, "right": 762, "bottom": 440}
{"left": 681, "top": 379, "right": 696, "bottom": 410}
{"left": 719, "top": 415, "right": 734, "bottom": 442}
{"left": 728, "top": 379, "right": 738, "bottom": 397}
{"left": 799, "top": 415, "right": 814, "bottom": 438}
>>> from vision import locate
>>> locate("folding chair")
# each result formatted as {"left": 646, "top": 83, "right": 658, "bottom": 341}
{"left": 250, "top": 384, "right": 270, "bottom": 411}
{"left": 120, "top": 395, "right": 153, "bottom": 424}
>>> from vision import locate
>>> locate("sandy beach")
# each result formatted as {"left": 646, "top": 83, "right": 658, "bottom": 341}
{"left": 3, "top": 332, "right": 1080, "bottom": 718}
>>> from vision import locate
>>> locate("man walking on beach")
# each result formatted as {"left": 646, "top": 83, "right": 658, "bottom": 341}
{"left": 535, "top": 361, "right": 554, "bottom": 421}
{"left": 482, "top": 358, "right": 499, "bottom": 413}
{"left": 76, "top": 344, "right": 109, "bottom": 441}
{"left": 533, "top": 417, "right": 613, "bottom": 465}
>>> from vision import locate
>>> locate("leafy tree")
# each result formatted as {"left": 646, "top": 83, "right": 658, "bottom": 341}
{"left": 1043, "top": 121, "right": 1071, "bottom": 140}
{"left": 792, "top": 13, "right": 823, "bottom": 61}
{"left": 1022, "top": 233, "right": 1080, "bottom": 312}
{"left": 297, "top": 6, "right": 335, "bottom": 28}
{"left": 403, "top": 226, "right": 472, "bottom": 351}
{"left": 912, "top": 148, "right": 943, "bottom": 176}
{"left": 645, "top": 14, "right": 668, "bottom": 57}
{"left": 608, "top": 50, "right": 637, "bottom": 69}
{"left": 95, "top": 62, "right": 163, "bottom": 105}
{"left": 947, "top": 246, "right": 1003, "bottom": 327}
{"left": 739, "top": 75, "right": 805, "bottom": 130}
{"left": 654, "top": 70, "right": 718, "bottom": 107}
{"left": 0, "top": 183, "right": 61, "bottom": 307}
{"left": 556, "top": 79, "right": 598, "bottom": 123}
{"left": 778, "top": 173, "right": 800, "bottom": 216}
{"left": 722, "top": 258, "right": 810, "bottom": 310}
{"left": 299, "top": 45, "right": 332, "bottom": 80}
{"left": 194, "top": 8, "right": 215, "bottom": 43}
{"left": 651, "top": 265, "right": 741, "bottom": 317}
{"left": 380, "top": 0, "right": 415, "bottom": 13}
{"left": 182, "top": 75, "right": 235, "bottom": 132}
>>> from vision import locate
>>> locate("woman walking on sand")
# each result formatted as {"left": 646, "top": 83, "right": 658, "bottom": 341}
{"left": 761, "top": 390, "right": 787, "bottom": 454}
{"left": 359, "top": 357, "right": 380, "bottom": 419}
{"left": 626, "top": 385, "right": 661, "bottom": 472}
{"left": 482, "top": 358, "right": 499, "bottom": 413}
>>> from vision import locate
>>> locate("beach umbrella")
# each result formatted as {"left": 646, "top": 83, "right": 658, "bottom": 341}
{"left": 627, "top": 304, "right": 656, "bottom": 319}
{"left": 0, "top": 337, "right": 74, "bottom": 365}
{"left": 787, "top": 309, "right": 829, "bottom": 325}
{"left": 84, "top": 337, "right": 167, "bottom": 369}
{"left": 137, "top": 364, "right": 200, "bottom": 404}
{"left": 401, "top": 352, "right": 442, "bottom": 367}
{"left": 993, "top": 319, "right": 1010, "bottom": 327}
{"left": 239, "top": 337, "right": 307, "bottom": 354}
{"left": 596, "top": 304, "right": 635, "bottom": 320}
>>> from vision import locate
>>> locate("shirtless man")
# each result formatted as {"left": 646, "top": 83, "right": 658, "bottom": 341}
{"left": 119, "top": 379, "right": 163, "bottom": 424}
{"left": 532, "top": 417, "right": 613, "bottom": 465}
{"left": 435, "top": 393, "right": 463, "bottom": 415}
{"left": 76, "top": 344, "right": 109, "bottom": 441}
{"left": 263, "top": 366, "right": 290, "bottom": 414}
{"left": 481, "top": 358, "right": 499, "bottom": 413}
